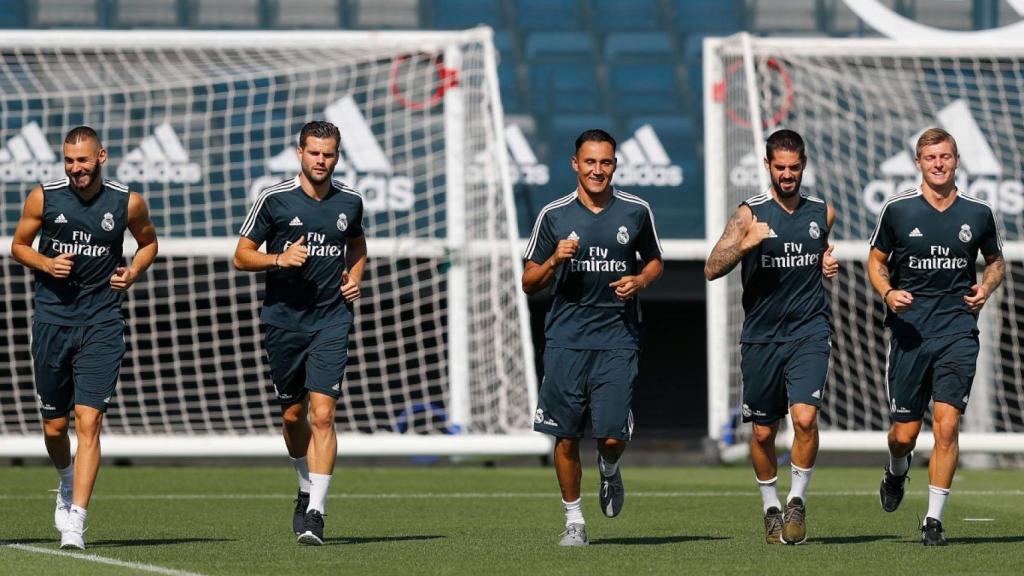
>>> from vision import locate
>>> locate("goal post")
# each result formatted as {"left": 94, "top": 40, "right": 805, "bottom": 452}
{"left": 0, "top": 28, "right": 548, "bottom": 457}
{"left": 705, "top": 33, "right": 1024, "bottom": 455}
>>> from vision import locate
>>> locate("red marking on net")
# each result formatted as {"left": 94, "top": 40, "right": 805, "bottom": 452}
{"left": 390, "top": 53, "right": 460, "bottom": 110}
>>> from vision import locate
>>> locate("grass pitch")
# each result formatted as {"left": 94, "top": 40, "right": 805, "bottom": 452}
{"left": 1, "top": 464, "right": 1022, "bottom": 575}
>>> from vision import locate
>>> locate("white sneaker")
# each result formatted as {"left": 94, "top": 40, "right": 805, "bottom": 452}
{"left": 53, "top": 489, "right": 72, "bottom": 532}
{"left": 60, "top": 510, "right": 86, "bottom": 550}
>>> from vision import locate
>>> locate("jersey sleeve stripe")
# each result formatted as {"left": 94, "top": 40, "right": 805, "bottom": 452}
{"left": 615, "top": 191, "right": 663, "bottom": 255}
{"left": 238, "top": 181, "right": 295, "bottom": 237}
{"left": 524, "top": 192, "right": 575, "bottom": 259}
{"left": 960, "top": 193, "right": 1004, "bottom": 250}
{"left": 42, "top": 177, "right": 70, "bottom": 189}
{"left": 868, "top": 189, "right": 921, "bottom": 246}
{"left": 103, "top": 179, "right": 130, "bottom": 193}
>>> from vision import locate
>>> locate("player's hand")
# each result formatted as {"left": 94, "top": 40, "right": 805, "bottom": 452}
{"left": 964, "top": 283, "right": 991, "bottom": 312}
{"left": 551, "top": 238, "right": 579, "bottom": 266}
{"left": 109, "top": 266, "right": 138, "bottom": 292}
{"left": 885, "top": 289, "right": 914, "bottom": 313}
{"left": 739, "top": 215, "right": 771, "bottom": 252}
{"left": 46, "top": 253, "right": 75, "bottom": 278}
{"left": 610, "top": 275, "right": 646, "bottom": 301}
{"left": 341, "top": 271, "right": 361, "bottom": 302}
{"left": 278, "top": 236, "right": 308, "bottom": 268}
{"left": 822, "top": 244, "right": 839, "bottom": 278}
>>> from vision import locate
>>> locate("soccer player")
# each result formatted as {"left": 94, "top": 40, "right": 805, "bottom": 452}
{"left": 233, "top": 121, "right": 366, "bottom": 545}
{"left": 522, "top": 129, "right": 663, "bottom": 547}
{"left": 868, "top": 128, "right": 1003, "bottom": 546}
{"left": 10, "top": 126, "right": 159, "bottom": 549}
{"left": 705, "top": 129, "right": 838, "bottom": 545}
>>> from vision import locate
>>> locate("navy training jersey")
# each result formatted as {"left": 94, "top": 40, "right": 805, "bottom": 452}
{"left": 870, "top": 188, "right": 1002, "bottom": 339}
{"left": 739, "top": 192, "right": 831, "bottom": 343}
{"left": 524, "top": 189, "right": 662, "bottom": 350}
{"left": 240, "top": 176, "right": 365, "bottom": 332}
{"left": 34, "top": 177, "right": 130, "bottom": 326}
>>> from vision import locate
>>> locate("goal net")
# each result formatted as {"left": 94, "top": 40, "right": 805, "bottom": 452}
{"left": 705, "top": 34, "right": 1024, "bottom": 457}
{"left": 0, "top": 29, "right": 546, "bottom": 457}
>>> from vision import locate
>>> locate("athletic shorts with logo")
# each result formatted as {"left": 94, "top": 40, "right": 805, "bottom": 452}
{"left": 533, "top": 347, "right": 637, "bottom": 440}
{"left": 886, "top": 331, "right": 978, "bottom": 422}
{"left": 740, "top": 332, "right": 829, "bottom": 425}
{"left": 32, "top": 319, "right": 126, "bottom": 419}
{"left": 264, "top": 320, "right": 352, "bottom": 405}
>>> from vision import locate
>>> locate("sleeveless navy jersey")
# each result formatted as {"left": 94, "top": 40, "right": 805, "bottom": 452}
{"left": 870, "top": 188, "right": 1002, "bottom": 339}
{"left": 34, "top": 177, "right": 130, "bottom": 326}
{"left": 524, "top": 189, "right": 662, "bottom": 350}
{"left": 240, "top": 176, "right": 365, "bottom": 332}
{"left": 739, "top": 192, "right": 831, "bottom": 343}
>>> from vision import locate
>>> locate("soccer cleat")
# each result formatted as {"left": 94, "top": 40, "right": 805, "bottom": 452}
{"left": 292, "top": 491, "right": 310, "bottom": 535}
{"left": 53, "top": 490, "right": 72, "bottom": 532}
{"left": 763, "top": 506, "right": 783, "bottom": 544}
{"left": 297, "top": 510, "right": 325, "bottom": 546}
{"left": 59, "top": 510, "right": 86, "bottom": 550}
{"left": 558, "top": 523, "right": 589, "bottom": 547}
{"left": 597, "top": 456, "right": 625, "bottom": 518}
{"left": 921, "top": 517, "right": 948, "bottom": 546}
{"left": 781, "top": 497, "right": 807, "bottom": 545}
{"left": 879, "top": 455, "right": 912, "bottom": 513}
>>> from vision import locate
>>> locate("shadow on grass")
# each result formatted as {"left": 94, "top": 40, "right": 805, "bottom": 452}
{"left": 321, "top": 535, "right": 446, "bottom": 546}
{"left": 591, "top": 536, "right": 730, "bottom": 546}
{"left": 88, "top": 538, "right": 235, "bottom": 548}
{"left": 906, "top": 536, "right": 1024, "bottom": 545}
{"left": 809, "top": 535, "right": 900, "bottom": 545}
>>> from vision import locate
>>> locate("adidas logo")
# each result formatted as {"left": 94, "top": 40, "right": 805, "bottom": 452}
{"left": 0, "top": 121, "right": 62, "bottom": 183}
{"left": 331, "top": 382, "right": 340, "bottom": 392}
{"left": 767, "top": 227, "right": 778, "bottom": 238}
{"left": 117, "top": 122, "right": 201, "bottom": 184}
{"left": 811, "top": 389, "right": 822, "bottom": 399}
{"left": 615, "top": 124, "right": 683, "bottom": 187}
{"left": 864, "top": 99, "right": 1024, "bottom": 214}
{"left": 289, "top": 216, "right": 303, "bottom": 226}
{"left": 469, "top": 122, "right": 550, "bottom": 187}
{"left": 730, "top": 151, "right": 817, "bottom": 190}
{"left": 250, "top": 95, "right": 413, "bottom": 211}
{"left": 55, "top": 213, "right": 67, "bottom": 224}
{"left": 909, "top": 227, "right": 923, "bottom": 237}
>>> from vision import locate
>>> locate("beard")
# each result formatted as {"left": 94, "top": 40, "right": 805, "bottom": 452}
{"left": 772, "top": 175, "right": 802, "bottom": 198}
{"left": 67, "top": 163, "right": 102, "bottom": 192}
{"left": 302, "top": 164, "right": 333, "bottom": 186}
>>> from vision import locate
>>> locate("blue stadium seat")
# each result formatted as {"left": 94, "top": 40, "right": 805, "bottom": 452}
{"left": 604, "top": 32, "right": 673, "bottom": 62}
{"left": 608, "top": 63, "right": 681, "bottom": 114}
{"left": 498, "top": 60, "right": 522, "bottom": 113}
{"left": 590, "top": 0, "right": 660, "bottom": 31}
{"left": 433, "top": 0, "right": 503, "bottom": 29}
{"left": 0, "top": 0, "right": 27, "bottom": 27}
{"left": 674, "top": 0, "right": 742, "bottom": 33}
{"left": 529, "top": 64, "right": 600, "bottom": 113}
{"left": 515, "top": 0, "right": 582, "bottom": 31}
{"left": 524, "top": 31, "right": 594, "bottom": 62}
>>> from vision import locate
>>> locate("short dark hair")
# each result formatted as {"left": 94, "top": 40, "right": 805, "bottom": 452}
{"left": 574, "top": 129, "right": 616, "bottom": 154}
{"left": 915, "top": 127, "right": 958, "bottom": 159}
{"left": 765, "top": 129, "right": 806, "bottom": 163}
{"left": 299, "top": 121, "right": 340, "bottom": 150}
{"left": 64, "top": 126, "right": 101, "bottom": 147}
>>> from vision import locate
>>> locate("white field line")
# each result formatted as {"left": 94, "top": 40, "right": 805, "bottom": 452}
{"left": 0, "top": 542, "right": 206, "bottom": 576}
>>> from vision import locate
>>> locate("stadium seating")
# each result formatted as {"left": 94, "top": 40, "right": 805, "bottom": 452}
{"left": 514, "top": 0, "right": 582, "bottom": 31}
{"left": 433, "top": 0, "right": 503, "bottom": 29}
{"left": 590, "top": 0, "right": 660, "bottom": 31}
{"left": 0, "top": 0, "right": 27, "bottom": 27}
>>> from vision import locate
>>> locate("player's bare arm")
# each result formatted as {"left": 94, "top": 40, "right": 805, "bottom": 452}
{"left": 341, "top": 233, "right": 367, "bottom": 302}
{"left": 610, "top": 257, "right": 663, "bottom": 301}
{"left": 821, "top": 204, "right": 839, "bottom": 279}
{"left": 10, "top": 185, "right": 77, "bottom": 278}
{"left": 704, "top": 204, "right": 768, "bottom": 281}
{"left": 111, "top": 191, "right": 158, "bottom": 292}
{"left": 868, "top": 247, "right": 913, "bottom": 312}
{"left": 521, "top": 238, "right": 579, "bottom": 294}
{"left": 233, "top": 235, "right": 308, "bottom": 271}
{"left": 964, "top": 252, "right": 1005, "bottom": 312}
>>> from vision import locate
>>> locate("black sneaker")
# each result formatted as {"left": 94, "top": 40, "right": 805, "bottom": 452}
{"left": 781, "top": 498, "right": 807, "bottom": 545}
{"left": 763, "top": 506, "right": 783, "bottom": 544}
{"left": 293, "top": 491, "right": 310, "bottom": 535}
{"left": 597, "top": 456, "right": 625, "bottom": 518}
{"left": 297, "top": 510, "right": 324, "bottom": 545}
{"left": 921, "top": 517, "right": 948, "bottom": 546}
{"left": 879, "top": 456, "right": 912, "bottom": 513}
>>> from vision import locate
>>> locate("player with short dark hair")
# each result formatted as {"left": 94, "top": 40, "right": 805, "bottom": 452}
{"left": 10, "top": 125, "right": 159, "bottom": 549}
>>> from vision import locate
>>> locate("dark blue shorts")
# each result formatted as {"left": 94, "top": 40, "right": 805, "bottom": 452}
{"left": 740, "top": 333, "right": 830, "bottom": 425}
{"left": 533, "top": 347, "right": 637, "bottom": 440}
{"left": 32, "top": 319, "right": 125, "bottom": 419}
{"left": 264, "top": 321, "right": 352, "bottom": 406}
{"left": 886, "top": 332, "right": 978, "bottom": 422}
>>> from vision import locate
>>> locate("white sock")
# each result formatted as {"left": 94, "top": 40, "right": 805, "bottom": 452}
{"left": 756, "top": 476, "right": 782, "bottom": 513}
{"left": 69, "top": 505, "right": 87, "bottom": 519}
{"left": 307, "top": 472, "right": 332, "bottom": 514}
{"left": 598, "top": 455, "right": 620, "bottom": 477}
{"left": 57, "top": 464, "right": 74, "bottom": 502}
{"left": 889, "top": 452, "right": 911, "bottom": 476}
{"left": 787, "top": 464, "right": 814, "bottom": 504}
{"left": 291, "top": 456, "right": 311, "bottom": 493}
{"left": 562, "top": 498, "right": 584, "bottom": 527}
{"left": 926, "top": 485, "right": 950, "bottom": 524}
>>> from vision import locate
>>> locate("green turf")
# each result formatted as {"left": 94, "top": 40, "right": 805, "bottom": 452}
{"left": 1, "top": 465, "right": 1022, "bottom": 575}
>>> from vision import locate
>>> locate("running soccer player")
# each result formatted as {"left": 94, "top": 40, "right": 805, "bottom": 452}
{"left": 234, "top": 121, "right": 366, "bottom": 545}
{"left": 705, "top": 129, "right": 838, "bottom": 545}
{"left": 869, "top": 127, "right": 1004, "bottom": 546}
{"left": 10, "top": 126, "right": 159, "bottom": 549}
{"left": 523, "top": 129, "right": 663, "bottom": 547}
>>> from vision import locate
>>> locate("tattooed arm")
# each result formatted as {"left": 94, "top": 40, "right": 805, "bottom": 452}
{"left": 704, "top": 204, "right": 769, "bottom": 281}
{"left": 964, "top": 252, "right": 1005, "bottom": 312}
{"left": 868, "top": 247, "right": 913, "bottom": 312}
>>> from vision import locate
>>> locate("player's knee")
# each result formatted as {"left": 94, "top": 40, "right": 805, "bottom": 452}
{"left": 281, "top": 405, "right": 306, "bottom": 428}
{"left": 308, "top": 408, "right": 335, "bottom": 431}
{"left": 791, "top": 414, "right": 818, "bottom": 436}
{"left": 554, "top": 437, "right": 579, "bottom": 456}
{"left": 751, "top": 424, "right": 777, "bottom": 446}
{"left": 599, "top": 437, "right": 625, "bottom": 453}
{"left": 931, "top": 418, "right": 959, "bottom": 448}
{"left": 888, "top": 427, "right": 918, "bottom": 449}
{"left": 43, "top": 417, "right": 69, "bottom": 438}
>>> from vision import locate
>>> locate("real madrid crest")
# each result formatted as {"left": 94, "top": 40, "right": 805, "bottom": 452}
{"left": 616, "top": 226, "right": 629, "bottom": 245}
{"left": 101, "top": 212, "right": 115, "bottom": 232}
{"left": 959, "top": 223, "right": 972, "bottom": 243}
{"left": 809, "top": 221, "right": 820, "bottom": 239}
{"left": 337, "top": 212, "right": 348, "bottom": 232}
